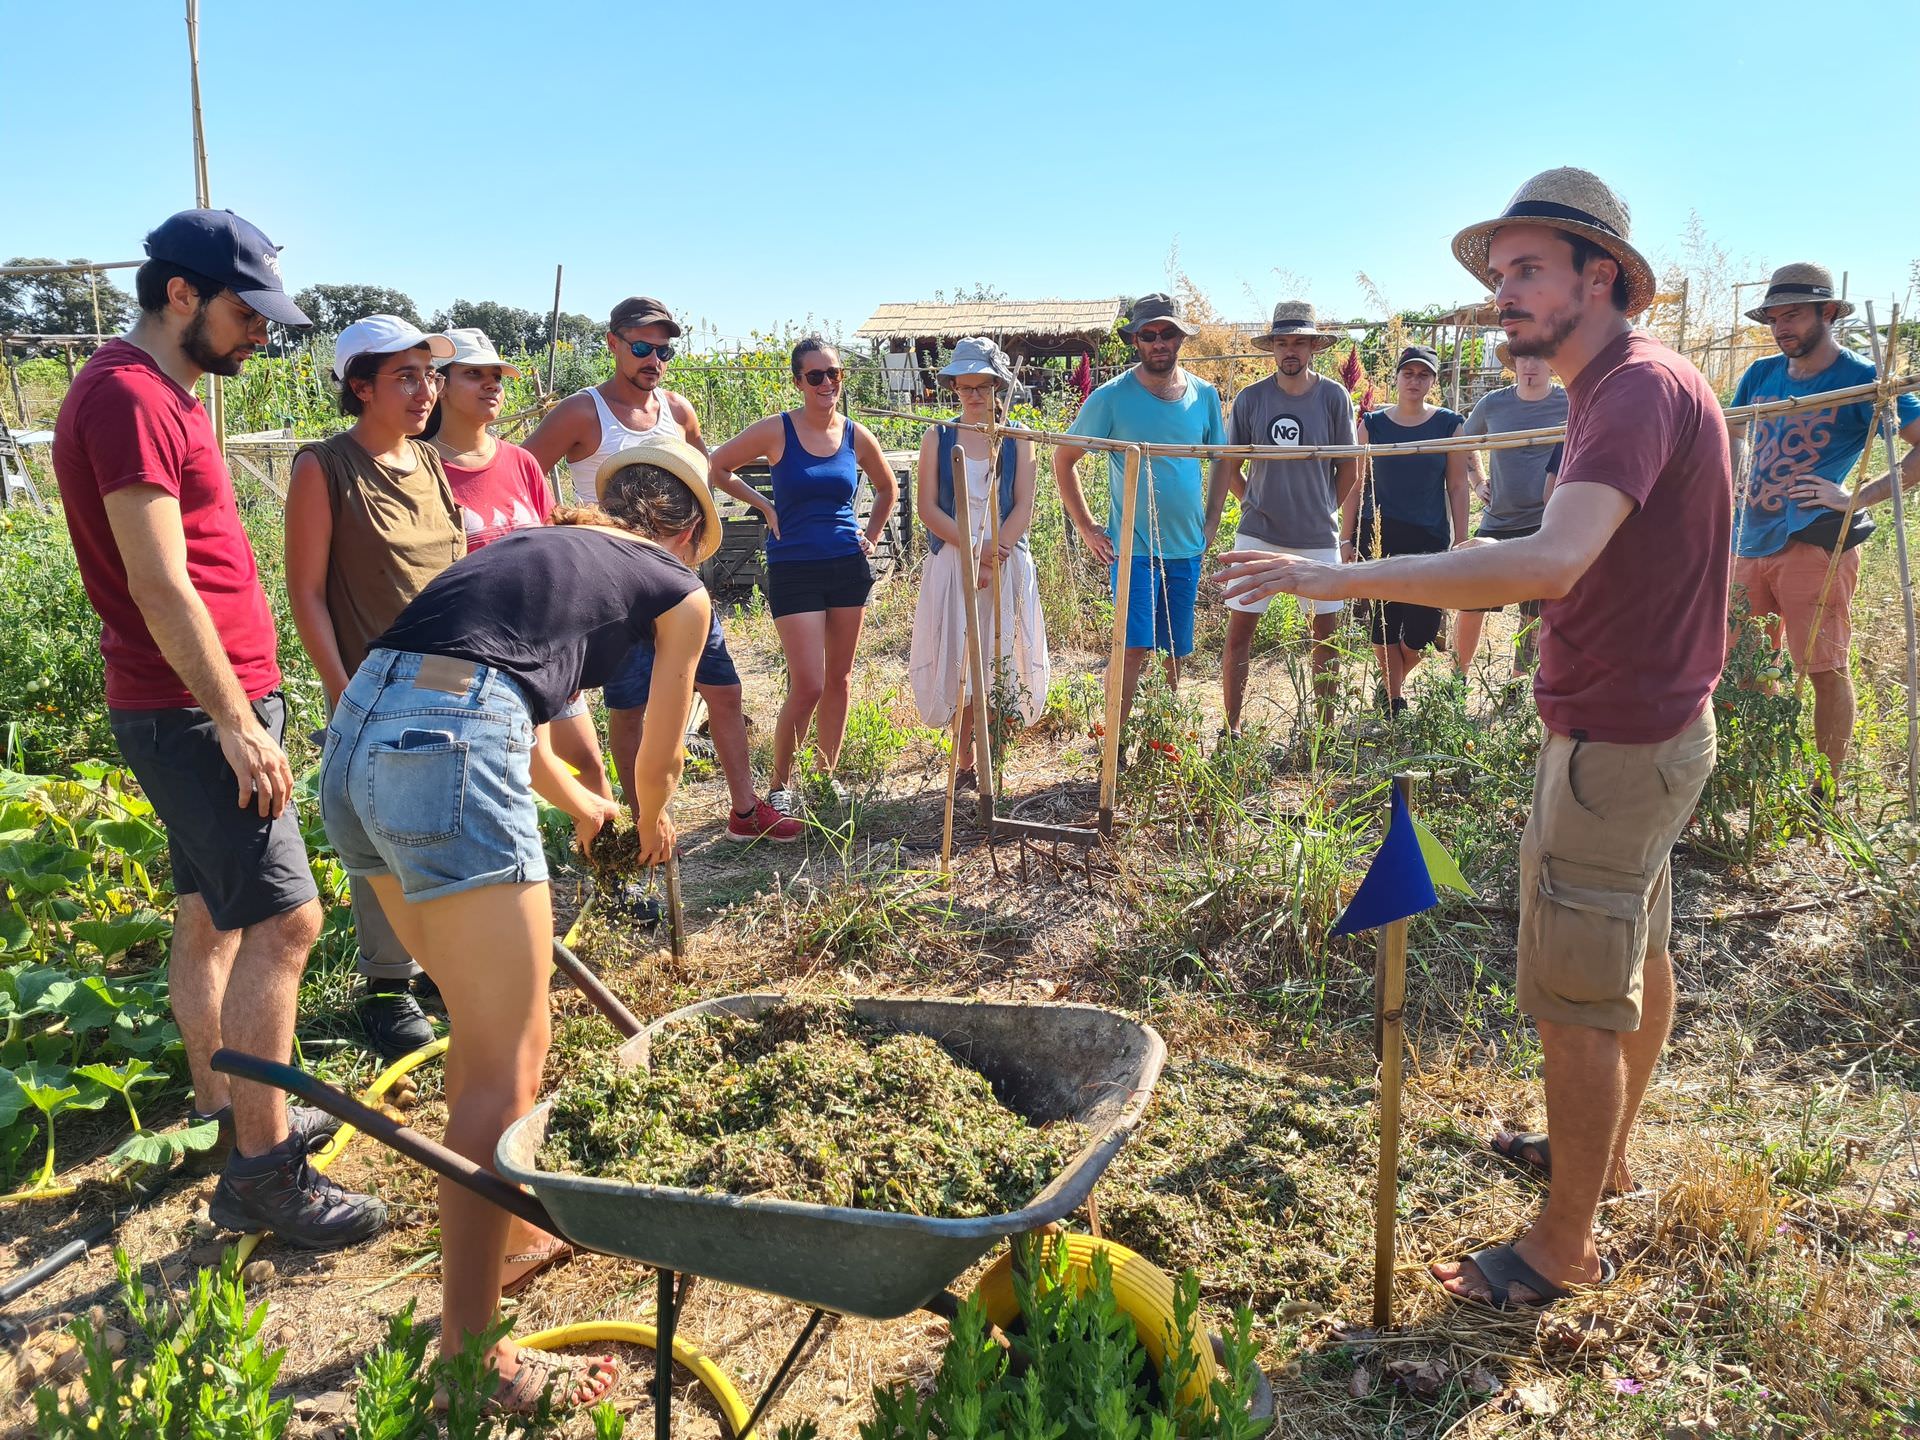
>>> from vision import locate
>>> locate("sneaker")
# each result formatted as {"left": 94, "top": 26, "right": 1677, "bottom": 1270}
{"left": 727, "top": 798, "right": 804, "bottom": 844}
{"left": 186, "top": 1103, "right": 346, "bottom": 1178}
{"left": 411, "top": 970, "right": 444, "bottom": 1014}
{"left": 208, "top": 1134, "right": 387, "bottom": 1249}
{"left": 359, "top": 980, "right": 436, "bottom": 1062}
{"left": 767, "top": 787, "right": 799, "bottom": 818}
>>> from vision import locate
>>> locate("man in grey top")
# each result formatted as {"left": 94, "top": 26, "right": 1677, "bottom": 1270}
{"left": 1205, "top": 302, "right": 1358, "bottom": 733}
{"left": 1453, "top": 342, "right": 1567, "bottom": 680}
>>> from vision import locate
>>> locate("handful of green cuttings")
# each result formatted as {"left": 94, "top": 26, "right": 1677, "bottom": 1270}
{"left": 537, "top": 1001, "right": 1081, "bottom": 1217}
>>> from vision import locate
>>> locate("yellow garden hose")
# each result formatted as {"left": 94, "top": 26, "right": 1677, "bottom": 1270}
{"left": 516, "top": 1320, "right": 757, "bottom": 1438}
{"left": 969, "top": 1233, "right": 1219, "bottom": 1414}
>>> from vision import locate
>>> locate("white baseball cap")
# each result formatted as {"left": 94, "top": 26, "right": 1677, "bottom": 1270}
{"left": 331, "top": 314, "right": 456, "bottom": 380}
{"left": 433, "top": 326, "right": 523, "bottom": 377}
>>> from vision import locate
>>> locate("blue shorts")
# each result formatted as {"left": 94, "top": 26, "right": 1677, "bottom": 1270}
{"left": 603, "top": 610, "right": 739, "bottom": 709}
{"left": 320, "top": 649, "right": 547, "bottom": 902}
{"left": 1110, "top": 554, "right": 1201, "bottom": 657}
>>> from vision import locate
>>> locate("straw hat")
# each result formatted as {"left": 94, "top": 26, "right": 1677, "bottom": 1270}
{"left": 599, "top": 437, "right": 723, "bottom": 565}
{"left": 1451, "top": 167, "right": 1657, "bottom": 318}
{"left": 1251, "top": 300, "right": 1338, "bottom": 352}
{"left": 938, "top": 336, "right": 1014, "bottom": 388}
{"left": 1746, "top": 263, "right": 1855, "bottom": 322}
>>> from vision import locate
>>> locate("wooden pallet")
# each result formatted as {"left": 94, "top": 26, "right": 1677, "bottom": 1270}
{"left": 698, "top": 455, "right": 917, "bottom": 600}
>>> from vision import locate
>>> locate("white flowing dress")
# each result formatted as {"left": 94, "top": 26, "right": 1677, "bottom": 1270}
{"left": 909, "top": 452, "right": 1050, "bottom": 729}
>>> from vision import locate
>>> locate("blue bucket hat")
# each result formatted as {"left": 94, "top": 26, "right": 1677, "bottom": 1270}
{"left": 938, "top": 336, "right": 1014, "bottom": 388}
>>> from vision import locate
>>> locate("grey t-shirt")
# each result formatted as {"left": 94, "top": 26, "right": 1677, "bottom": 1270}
{"left": 1227, "top": 374, "right": 1356, "bottom": 548}
{"left": 1463, "top": 384, "right": 1568, "bottom": 532}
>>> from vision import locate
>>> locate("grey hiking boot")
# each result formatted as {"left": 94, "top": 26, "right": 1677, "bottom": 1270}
{"left": 208, "top": 1134, "right": 387, "bottom": 1249}
{"left": 186, "top": 1102, "right": 343, "bottom": 1177}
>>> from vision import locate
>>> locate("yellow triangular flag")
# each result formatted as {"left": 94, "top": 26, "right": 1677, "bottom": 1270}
{"left": 1411, "top": 814, "right": 1474, "bottom": 895}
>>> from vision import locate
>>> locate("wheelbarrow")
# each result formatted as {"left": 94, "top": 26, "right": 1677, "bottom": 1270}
{"left": 211, "top": 946, "right": 1228, "bottom": 1438}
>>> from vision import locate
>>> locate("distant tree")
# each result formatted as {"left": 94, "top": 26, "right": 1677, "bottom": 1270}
{"left": 292, "top": 283, "right": 423, "bottom": 332}
{"left": 932, "top": 282, "right": 1008, "bottom": 305}
{"left": 0, "top": 258, "right": 135, "bottom": 345}
{"left": 432, "top": 301, "right": 604, "bottom": 357}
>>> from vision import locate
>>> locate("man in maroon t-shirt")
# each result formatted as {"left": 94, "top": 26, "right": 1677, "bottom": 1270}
{"left": 1217, "top": 168, "right": 1731, "bottom": 1309}
{"left": 53, "top": 210, "right": 384, "bottom": 1251}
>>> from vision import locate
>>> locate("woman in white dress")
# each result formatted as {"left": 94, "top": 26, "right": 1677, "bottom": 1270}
{"left": 909, "top": 338, "right": 1050, "bottom": 788}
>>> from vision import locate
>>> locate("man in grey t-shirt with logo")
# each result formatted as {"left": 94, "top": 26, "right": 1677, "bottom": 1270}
{"left": 1453, "top": 342, "right": 1567, "bottom": 681}
{"left": 1205, "top": 302, "right": 1358, "bottom": 734}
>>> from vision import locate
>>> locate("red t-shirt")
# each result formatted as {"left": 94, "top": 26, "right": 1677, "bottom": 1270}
{"left": 51, "top": 339, "right": 281, "bottom": 710}
{"left": 1535, "top": 331, "right": 1731, "bottom": 744}
{"left": 441, "top": 440, "right": 555, "bottom": 550}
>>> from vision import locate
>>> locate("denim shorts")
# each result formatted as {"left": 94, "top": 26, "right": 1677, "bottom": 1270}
{"left": 603, "top": 609, "right": 739, "bottom": 709}
{"left": 320, "top": 649, "right": 546, "bottom": 902}
{"left": 765, "top": 553, "right": 874, "bottom": 618}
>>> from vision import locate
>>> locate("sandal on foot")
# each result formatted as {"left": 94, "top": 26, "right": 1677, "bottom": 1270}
{"left": 1491, "top": 1131, "right": 1553, "bottom": 1179}
{"left": 502, "top": 1237, "right": 574, "bottom": 1298}
{"left": 1445, "top": 1242, "right": 1615, "bottom": 1311}
{"left": 436, "top": 1350, "right": 620, "bottom": 1416}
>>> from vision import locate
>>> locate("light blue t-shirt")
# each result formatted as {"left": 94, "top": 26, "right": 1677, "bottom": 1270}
{"left": 1068, "top": 369, "right": 1226, "bottom": 558}
{"left": 1733, "top": 350, "right": 1920, "bottom": 558}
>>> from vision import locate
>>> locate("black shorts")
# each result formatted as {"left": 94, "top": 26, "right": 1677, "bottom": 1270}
{"left": 765, "top": 553, "right": 873, "bottom": 618}
{"left": 1468, "top": 525, "right": 1545, "bottom": 615}
{"left": 109, "top": 692, "right": 319, "bottom": 931}
{"left": 1357, "top": 516, "right": 1448, "bottom": 650}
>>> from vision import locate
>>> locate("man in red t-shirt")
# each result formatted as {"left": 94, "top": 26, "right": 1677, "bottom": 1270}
{"left": 53, "top": 210, "right": 384, "bottom": 1251}
{"left": 1217, "top": 168, "right": 1731, "bottom": 1309}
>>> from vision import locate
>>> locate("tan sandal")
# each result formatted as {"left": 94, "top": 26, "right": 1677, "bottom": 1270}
{"left": 434, "top": 1350, "right": 620, "bottom": 1416}
{"left": 502, "top": 1236, "right": 574, "bottom": 1298}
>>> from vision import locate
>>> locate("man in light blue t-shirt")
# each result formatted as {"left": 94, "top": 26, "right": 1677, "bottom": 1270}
{"left": 1053, "top": 293, "right": 1226, "bottom": 745}
{"left": 1731, "top": 262, "right": 1920, "bottom": 799}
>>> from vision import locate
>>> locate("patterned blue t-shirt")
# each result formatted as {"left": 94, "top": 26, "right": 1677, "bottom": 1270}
{"left": 1733, "top": 350, "right": 1920, "bottom": 558}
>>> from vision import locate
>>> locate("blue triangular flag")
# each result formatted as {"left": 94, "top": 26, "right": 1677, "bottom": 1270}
{"left": 1331, "top": 785, "right": 1439, "bottom": 936}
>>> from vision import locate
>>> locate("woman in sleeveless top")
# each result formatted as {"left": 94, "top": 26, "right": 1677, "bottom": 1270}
{"left": 318, "top": 439, "right": 718, "bottom": 1416}
{"left": 425, "top": 327, "right": 612, "bottom": 804}
{"left": 285, "top": 316, "right": 463, "bottom": 1063}
{"left": 907, "top": 338, "right": 1049, "bottom": 788}
{"left": 708, "top": 337, "right": 898, "bottom": 813}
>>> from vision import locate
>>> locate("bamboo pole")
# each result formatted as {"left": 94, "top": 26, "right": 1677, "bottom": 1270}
{"left": 544, "top": 264, "right": 564, "bottom": 398}
{"left": 2, "top": 343, "right": 25, "bottom": 428}
{"left": 1097, "top": 447, "right": 1143, "bottom": 835}
{"left": 952, "top": 445, "right": 997, "bottom": 813}
{"left": 986, "top": 434, "right": 1007, "bottom": 830}
{"left": 1372, "top": 774, "right": 1414, "bottom": 1330}
{"left": 939, "top": 703, "right": 963, "bottom": 877}
{"left": 184, "top": 0, "right": 223, "bottom": 454}
{"left": 1866, "top": 302, "right": 1917, "bottom": 819}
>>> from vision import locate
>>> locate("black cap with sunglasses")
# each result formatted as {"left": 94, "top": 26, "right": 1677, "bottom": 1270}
{"left": 1121, "top": 292, "right": 1197, "bottom": 340}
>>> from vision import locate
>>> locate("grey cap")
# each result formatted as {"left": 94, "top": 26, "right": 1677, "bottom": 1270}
{"left": 938, "top": 336, "right": 1014, "bottom": 387}
{"left": 1121, "top": 293, "right": 1197, "bottom": 338}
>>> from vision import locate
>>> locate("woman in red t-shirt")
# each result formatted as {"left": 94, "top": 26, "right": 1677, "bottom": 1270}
{"left": 427, "top": 328, "right": 611, "bottom": 801}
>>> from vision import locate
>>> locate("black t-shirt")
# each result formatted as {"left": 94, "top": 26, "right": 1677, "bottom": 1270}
{"left": 371, "top": 525, "right": 703, "bottom": 723}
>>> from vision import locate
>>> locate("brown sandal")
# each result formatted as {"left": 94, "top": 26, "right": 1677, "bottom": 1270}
{"left": 502, "top": 1237, "right": 574, "bottom": 1298}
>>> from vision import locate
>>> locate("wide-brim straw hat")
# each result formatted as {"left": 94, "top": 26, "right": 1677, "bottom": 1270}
{"left": 938, "top": 336, "right": 1014, "bottom": 388}
{"left": 1451, "top": 167, "right": 1657, "bottom": 319}
{"left": 1746, "top": 262, "right": 1856, "bottom": 322}
{"left": 599, "top": 437, "right": 723, "bottom": 565}
{"left": 1251, "top": 300, "right": 1338, "bottom": 352}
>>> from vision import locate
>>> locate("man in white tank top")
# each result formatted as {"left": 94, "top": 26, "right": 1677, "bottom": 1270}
{"left": 525, "top": 297, "right": 801, "bottom": 846}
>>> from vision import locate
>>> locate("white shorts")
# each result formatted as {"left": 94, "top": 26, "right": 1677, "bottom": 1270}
{"left": 1224, "top": 534, "right": 1343, "bottom": 615}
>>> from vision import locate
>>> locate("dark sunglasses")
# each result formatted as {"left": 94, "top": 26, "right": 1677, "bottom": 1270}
{"left": 1134, "top": 327, "right": 1184, "bottom": 345}
{"left": 628, "top": 339, "right": 675, "bottom": 361}
{"left": 802, "top": 367, "right": 843, "bottom": 387}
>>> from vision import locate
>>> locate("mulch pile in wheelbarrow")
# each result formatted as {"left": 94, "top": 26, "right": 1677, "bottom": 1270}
{"left": 537, "top": 1000, "right": 1082, "bottom": 1217}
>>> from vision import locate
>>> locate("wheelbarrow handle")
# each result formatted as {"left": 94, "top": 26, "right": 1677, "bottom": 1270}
{"left": 551, "top": 938, "right": 645, "bottom": 1039}
{"left": 209, "top": 1048, "right": 556, "bottom": 1232}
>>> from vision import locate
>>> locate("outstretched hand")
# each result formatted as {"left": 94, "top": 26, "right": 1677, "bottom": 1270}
{"left": 1213, "top": 549, "right": 1349, "bottom": 605}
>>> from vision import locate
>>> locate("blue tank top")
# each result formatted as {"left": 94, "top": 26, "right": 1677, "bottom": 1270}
{"left": 766, "top": 412, "right": 863, "bottom": 562}
{"left": 1361, "top": 407, "right": 1464, "bottom": 539}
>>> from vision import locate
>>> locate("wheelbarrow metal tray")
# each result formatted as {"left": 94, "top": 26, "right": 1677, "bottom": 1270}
{"left": 496, "top": 994, "right": 1165, "bottom": 1319}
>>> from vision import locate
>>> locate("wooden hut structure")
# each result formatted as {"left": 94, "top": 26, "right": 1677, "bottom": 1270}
{"left": 855, "top": 297, "right": 1125, "bottom": 404}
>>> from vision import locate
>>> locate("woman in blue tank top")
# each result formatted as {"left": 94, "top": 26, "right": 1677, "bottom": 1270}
{"left": 708, "top": 337, "right": 898, "bottom": 813}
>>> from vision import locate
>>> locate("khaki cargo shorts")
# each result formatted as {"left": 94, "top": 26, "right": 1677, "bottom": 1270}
{"left": 1517, "top": 708, "right": 1716, "bottom": 1032}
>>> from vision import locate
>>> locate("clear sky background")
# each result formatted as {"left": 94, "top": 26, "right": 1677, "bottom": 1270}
{"left": 6, "top": 0, "right": 1915, "bottom": 343}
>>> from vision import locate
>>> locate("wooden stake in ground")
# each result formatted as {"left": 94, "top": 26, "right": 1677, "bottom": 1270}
{"left": 664, "top": 850, "right": 685, "bottom": 962}
{"left": 1097, "top": 447, "right": 1143, "bottom": 835}
{"left": 1865, "top": 302, "right": 1917, "bottom": 819}
{"left": 544, "top": 264, "right": 564, "bottom": 398}
{"left": 951, "top": 446, "right": 997, "bottom": 817}
{"left": 1372, "top": 773, "right": 1413, "bottom": 1329}
{"left": 986, "top": 428, "right": 1007, "bottom": 828}
{"left": 183, "top": 0, "right": 223, "bottom": 455}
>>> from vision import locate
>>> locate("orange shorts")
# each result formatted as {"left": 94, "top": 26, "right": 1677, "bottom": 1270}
{"left": 1731, "top": 543, "right": 1860, "bottom": 676}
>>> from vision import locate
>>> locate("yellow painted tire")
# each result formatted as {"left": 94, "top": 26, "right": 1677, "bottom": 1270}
{"left": 516, "top": 1320, "right": 757, "bottom": 1437}
{"left": 969, "top": 1233, "right": 1217, "bottom": 1413}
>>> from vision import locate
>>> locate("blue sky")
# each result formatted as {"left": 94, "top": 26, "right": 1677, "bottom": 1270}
{"left": 7, "top": 0, "right": 1914, "bottom": 344}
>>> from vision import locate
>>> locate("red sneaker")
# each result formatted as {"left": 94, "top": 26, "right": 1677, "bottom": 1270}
{"left": 727, "top": 798, "right": 804, "bottom": 843}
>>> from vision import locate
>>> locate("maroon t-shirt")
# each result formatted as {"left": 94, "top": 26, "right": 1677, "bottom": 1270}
{"left": 51, "top": 339, "right": 281, "bottom": 710}
{"left": 1534, "top": 331, "right": 1731, "bottom": 744}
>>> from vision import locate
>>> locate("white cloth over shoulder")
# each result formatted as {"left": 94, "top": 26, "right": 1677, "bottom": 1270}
{"left": 909, "top": 454, "right": 1050, "bottom": 728}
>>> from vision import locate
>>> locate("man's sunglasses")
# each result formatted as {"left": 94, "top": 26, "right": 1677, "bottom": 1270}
{"left": 1134, "top": 327, "right": 1184, "bottom": 346}
{"left": 802, "top": 367, "right": 843, "bottom": 387}
{"left": 627, "top": 339, "right": 675, "bottom": 361}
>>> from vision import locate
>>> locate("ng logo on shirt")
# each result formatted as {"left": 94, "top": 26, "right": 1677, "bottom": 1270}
{"left": 1268, "top": 415, "right": 1303, "bottom": 446}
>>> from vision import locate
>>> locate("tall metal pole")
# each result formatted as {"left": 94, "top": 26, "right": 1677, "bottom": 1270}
{"left": 184, "top": 0, "right": 224, "bottom": 452}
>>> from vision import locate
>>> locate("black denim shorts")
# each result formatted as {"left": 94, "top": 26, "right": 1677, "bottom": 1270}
{"left": 764, "top": 553, "right": 874, "bottom": 618}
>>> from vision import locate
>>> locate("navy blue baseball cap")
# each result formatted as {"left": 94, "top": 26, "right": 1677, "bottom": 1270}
{"left": 142, "top": 209, "right": 311, "bottom": 326}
